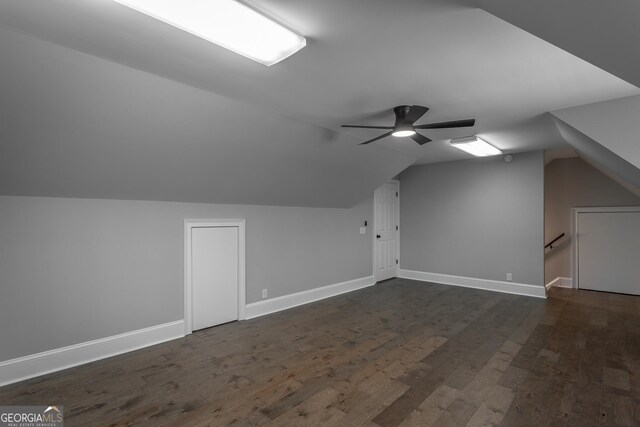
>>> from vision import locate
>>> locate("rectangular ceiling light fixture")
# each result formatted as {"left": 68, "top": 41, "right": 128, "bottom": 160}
{"left": 113, "top": 0, "right": 307, "bottom": 66}
{"left": 449, "top": 136, "right": 502, "bottom": 157}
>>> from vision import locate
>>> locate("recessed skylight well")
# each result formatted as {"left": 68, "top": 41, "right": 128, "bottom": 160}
{"left": 113, "top": 0, "right": 307, "bottom": 66}
{"left": 450, "top": 136, "right": 502, "bottom": 157}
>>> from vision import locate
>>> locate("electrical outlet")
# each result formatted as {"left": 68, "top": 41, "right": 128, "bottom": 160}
{"left": 262, "top": 289, "right": 268, "bottom": 299}
{"left": 506, "top": 273, "right": 512, "bottom": 282}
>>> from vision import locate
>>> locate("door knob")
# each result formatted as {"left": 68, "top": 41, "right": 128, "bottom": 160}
{"left": 376, "top": 234, "right": 381, "bottom": 239}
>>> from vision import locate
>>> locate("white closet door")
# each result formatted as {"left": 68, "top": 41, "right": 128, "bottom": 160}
{"left": 192, "top": 226, "right": 239, "bottom": 330}
{"left": 375, "top": 182, "right": 399, "bottom": 282}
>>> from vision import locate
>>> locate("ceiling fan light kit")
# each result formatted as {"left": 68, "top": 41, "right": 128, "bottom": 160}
{"left": 449, "top": 136, "right": 502, "bottom": 157}
{"left": 391, "top": 126, "right": 416, "bottom": 138}
{"left": 341, "top": 105, "right": 475, "bottom": 146}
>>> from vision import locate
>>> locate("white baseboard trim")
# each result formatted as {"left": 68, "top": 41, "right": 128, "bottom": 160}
{"left": 245, "top": 275, "right": 375, "bottom": 319}
{"left": 398, "top": 269, "right": 546, "bottom": 299}
{"left": 545, "top": 276, "right": 573, "bottom": 290}
{"left": 0, "top": 320, "right": 184, "bottom": 387}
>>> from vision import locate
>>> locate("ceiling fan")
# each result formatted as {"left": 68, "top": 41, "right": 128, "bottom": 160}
{"left": 342, "top": 105, "right": 476, "bottom": 145}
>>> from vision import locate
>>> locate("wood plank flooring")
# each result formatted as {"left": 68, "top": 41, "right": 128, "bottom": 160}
{"left": 1, "top": 279, "right": 640, "bottom": 426}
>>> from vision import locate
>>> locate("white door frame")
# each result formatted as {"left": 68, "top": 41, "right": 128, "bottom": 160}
{"left": 373, "top": 180, "right": 400, "bottom": 281}
{"left": 184, "top": 219, "right": 246, "bottom": 335}
{"left": 572, "top": 206, "right": 640, "bottom": 289}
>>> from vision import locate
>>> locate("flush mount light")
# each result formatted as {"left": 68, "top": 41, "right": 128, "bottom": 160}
{"left": 113, "top": 0, "right": 307, "bottom": 66}
{"left": 450, "top": 136, "right": 502, "bottom": 157}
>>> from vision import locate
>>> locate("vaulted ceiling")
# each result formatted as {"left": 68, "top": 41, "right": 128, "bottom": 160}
{"left": 0, "top": 0, "right": 637, "bottom": 207}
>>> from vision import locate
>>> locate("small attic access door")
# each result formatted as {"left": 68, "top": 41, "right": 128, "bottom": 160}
{"left": 184, "top": 219, "right": 246, "bottom": 334}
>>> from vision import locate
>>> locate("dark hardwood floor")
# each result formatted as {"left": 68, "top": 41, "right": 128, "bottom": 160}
{"left": 1, "top": 279, "right": 639, "bottom": 426}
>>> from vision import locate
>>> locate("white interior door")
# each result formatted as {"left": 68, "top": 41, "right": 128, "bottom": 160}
{"left": 577, "top": 210, "right": 640, "bottom": 295}
{"left": 374, "top": 182, "right": 399, "bottom": 282}
{"left": 192, "top": 226, "right": 239, "bottom": 330}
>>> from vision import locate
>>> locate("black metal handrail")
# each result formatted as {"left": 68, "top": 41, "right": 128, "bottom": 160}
{"left": 545, "top": 233, "right": 565, "bottom": 250}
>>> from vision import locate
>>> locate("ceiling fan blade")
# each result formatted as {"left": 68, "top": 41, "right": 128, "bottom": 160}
{"left": 410, "top": 132, "right": 431, "bottom": 145}
{"left": 359, "top": 131, "right": 393, "bottom": 145}
{"left": 341, "top": 125, "right": 394, "bottom": 129}
{"left": 405, "top": 105, "right": 430, "bottom": 124}
{"left": 414, "top": 119, "right": 476, "bottom": 129}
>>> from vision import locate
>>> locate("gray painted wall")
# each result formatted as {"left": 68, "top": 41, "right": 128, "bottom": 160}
{"left": 0, "top": 195, "right": 373, "bottom": 361}
{"left": 544, "top": 157, "right": 640, "bottom": 283}
{"left": 399, "top": 151, "right": 544, "bottom": 286}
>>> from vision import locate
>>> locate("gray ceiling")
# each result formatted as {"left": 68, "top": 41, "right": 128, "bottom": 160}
{"left": 0, "top": 0, "right": 637, "bottom": 206}
{"left": 476, "top": 0, "right": 640, "bottom": 89}
{"left": 0, "top": 26, "right": 412, "bottom": 207}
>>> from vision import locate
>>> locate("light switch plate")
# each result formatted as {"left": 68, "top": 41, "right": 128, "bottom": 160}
{"left": 360, "top": 227, "right": 366, "bottom": 234}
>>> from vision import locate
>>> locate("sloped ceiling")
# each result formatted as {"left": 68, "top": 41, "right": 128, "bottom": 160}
{"left": 0, "top": 0, "right": 637, "bottom": 206}
{"left": 552, "top": 95, "right": 640, "bottom": 170}
{"left": 0, "top": 27, "right": 412, "bottom": 207}
{"left": 476, "top": 0, "right": 640, "bottom": 198}
{"left": 550, "top": 96, "right": 640, "bottom": 197}
{"left": 475, "top": 0, "right": 640, "bottom": 88}
{"left": 551, "top": 115, "right": 640, "bottom": 198}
